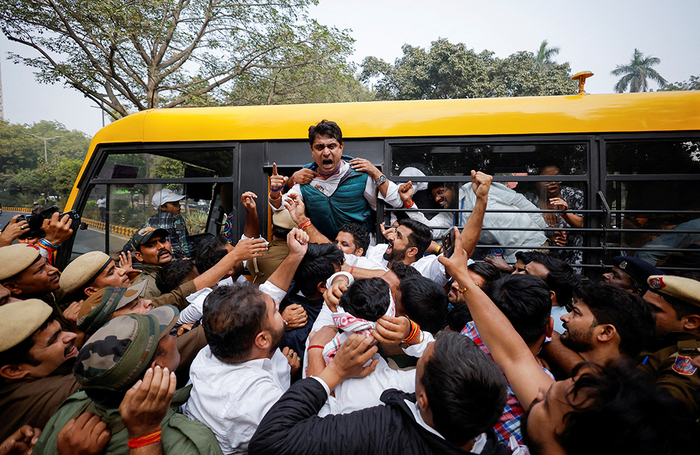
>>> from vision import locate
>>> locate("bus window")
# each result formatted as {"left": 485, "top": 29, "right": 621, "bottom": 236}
{"left": 606, "top": 139, "right": 700, "bottom": 273}
{"left": 389, "top": 142, "right": 587, "bottom": 177}
{"left": 389, "top": 141, "right": 589, "bottom": 266}
{"left": 70, "top": 148, "right": 232, "bottom": 262}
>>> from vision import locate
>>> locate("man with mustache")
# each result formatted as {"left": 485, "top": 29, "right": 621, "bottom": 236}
{"left": 0, "top": 299, "right": 80, "bottom": 443}
{"left": 130, "top": 227, "right": 174, "bottom": 299}
{"left": 268, "top": 120, "right": 403, "bottom": 241}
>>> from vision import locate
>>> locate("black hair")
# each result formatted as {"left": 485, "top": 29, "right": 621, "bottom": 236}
{"left": 156, "top": 259, "right": 197, "bottom": 294}
{"left": 272, "top": 225, "right": 292, "bottom": 240}
{"left": 551, "top": 360, "right": 697, "bottom": 455}
{"left": 399, "top": 218, "right": 432, "bottom": 258}
{"left": 0, "top": 316, "right": 54, "bottom": 369}
{"left": 421, "top": 331, "right": 507, "bottom": 446}
{"left": 337, "top": 223, "right": 370, "bottom": 256}
{"left": 398, "top": 275, "right": 448, "bottom": 333}
{"left": 194, "top": 234, "right": 230, "bottom": 274}
{"left": 487, "top": 274, "right": 552, "bottom": 345}
{"left": 468, "top": 261, "right": 502, "bottom": 287}
{"left": 446, "top": 305, "right": 472, "bottom": 332}
{"left": 515, "top": 250, "right": 547, "bottom": 265}
{"left": 535, "top": 255, "right": 581, "bottom": 307}
{"left": 202, "top": 283, "right": 267, "bottom": 363}
{"left": 293, "top": 243, "right": 344, "bottom": 298}
{"left": 309, "top": 120, "right": 343, "bottom": 145}
{"left": 339, "top": 278, "right": 390, "bottom": 322}
{"left": 389, "top": 261, "right": 421, "bottom": 281}
{"left": 575, "top": 283, "right": 656, "bottom": 357}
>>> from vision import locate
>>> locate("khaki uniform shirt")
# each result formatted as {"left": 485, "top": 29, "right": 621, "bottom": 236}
{"left": 0, "top": 374, "right": 79, "bottom": 442}
{"left": 139, "top": 263, "right": 162, "bottom": 299}
{"left": 638, "top": 332, "right": 700, "bottom": 417}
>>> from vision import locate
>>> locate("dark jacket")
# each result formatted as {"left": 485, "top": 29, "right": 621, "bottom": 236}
{"left": 279, "top": 283, "right": 324, "bottom": 365}
{"left": 299, "top": 155, "right": 371, "bottom": 240}
{"left": 249, "top": 377, "right": 511, "bottom": 455}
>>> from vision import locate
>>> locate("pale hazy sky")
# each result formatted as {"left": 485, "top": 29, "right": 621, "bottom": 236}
{"left": 1, "top": 0, "right": 698, "bottom": 136}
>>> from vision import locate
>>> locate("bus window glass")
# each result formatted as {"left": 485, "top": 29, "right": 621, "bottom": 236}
{"left": 104, "top": 150, "right": 233, "bottom": 179}
{"left": 606, "top": 139, "right": 700, "bottom": 273}
{"left": 69, "top": 185, "right": 107, "bottom": 260}
{"left": 390, "top": 142, "right": 587, "bottom": 177}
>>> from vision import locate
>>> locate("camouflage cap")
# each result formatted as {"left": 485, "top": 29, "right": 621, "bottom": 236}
{"left": 77, "top": 280, "right": 147, "bottom": 337}
{"left": 130, "top": 227, "right": 169, "bottom": 248}
{"left": 0, "top": 299, "right": 53, "bottom": 352}
{"left": 611, "top": 256, "right": 663, "bottom": 288}
{"left": 0, "top": 244, "right": 41, "bottom": 281}
{"left": 73, "top": 305, "right": 179, "bottom": 392}
{"left": 648, "top": 275, "right": 700, "bottom": 308}
{"left": 60, "top": 251, "right": 113, "bottom": 295}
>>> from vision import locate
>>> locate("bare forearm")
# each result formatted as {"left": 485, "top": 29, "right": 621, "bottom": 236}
{"left": 561, "top": 213, "right": 583, "bottom": 228}
{"left": 539, "top": 332, "right": 583, "bottom": 377}
{"left": 461, "top": 195, "right": 486, "bottom": 257}
{"left": 267, "top": 252, "right": 305, "bottom": 292}
{"left": 341, "top": 263, "right": 385, "bottom": 279}
{"left": 306, "top": 349, "right": 326, "bottom": 378}
{"left": 243, "top": 210, "right": 261, "bottom": 239}
{"left": 193, "top": 250, "right": 242, "bottom": 290}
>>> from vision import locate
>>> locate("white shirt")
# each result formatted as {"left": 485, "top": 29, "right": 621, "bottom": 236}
{"left": 271, "top": 161, "right": 402, "bottom": 212}
{"left": 325, "top": 356, "right": 416, "bottom": 415}
{"left": 551, "top": 305, "right": 568, "bottom": 335}
{"left": 183, "top": 347, "right": 291, "bottom": 455}
{"left": 406, "top": 183, "right": 548, "bottom": 262}
{"left": 366, "top": 243, "right": 471, "bottom": 287}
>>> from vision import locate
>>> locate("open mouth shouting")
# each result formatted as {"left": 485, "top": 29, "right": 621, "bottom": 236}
{"left": 64, "top": 340, "right": 78, "bottom": 358}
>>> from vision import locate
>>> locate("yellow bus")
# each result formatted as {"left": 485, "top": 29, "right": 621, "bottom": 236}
{"left": 62, "top": 90, "right": 700, "bottom": 275}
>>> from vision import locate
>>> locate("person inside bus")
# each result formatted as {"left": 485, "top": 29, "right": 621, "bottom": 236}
{"left": 268, "top": 120, "right": 403, "bottom": 241}
{"left": 145, "top": 188, "right": 191, "bottom": 259}
{"left": 524, "top": 165, "right": 585, "bottom": 268}
{"left": 398, "top": 171, "right": 548, "bottom": 263}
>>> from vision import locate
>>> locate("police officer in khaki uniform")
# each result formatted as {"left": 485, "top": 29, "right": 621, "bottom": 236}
{"left": 638, "top": 275, "right": 700, "bottom": 417}
{"left": 0, "top": 300, "right": 80, "bottom": 442}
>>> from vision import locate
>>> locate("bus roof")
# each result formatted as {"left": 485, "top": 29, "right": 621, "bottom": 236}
{"left": 91, "top": 91, "right": 700, "bottom": 146}
{"left": 68, "top": 91, "right": 700, "bottom": 208}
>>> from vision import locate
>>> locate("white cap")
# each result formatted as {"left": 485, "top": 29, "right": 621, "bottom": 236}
{"left": 399, "top": 167, "right": 428, "bottom": 193}
{"left": 152, "top": 189, "right": 185, "bottom": 210}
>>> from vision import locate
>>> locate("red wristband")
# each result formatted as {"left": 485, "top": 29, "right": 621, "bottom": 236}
{"left": 127, "top": 429, "right": 162, "bottom": 449}
{"left": 309, "top": 345, "right": 325, "bottom": 350}
{"left": 403, "top": 201, "right": 415, "bottom": 209}
{"left": 298, "top": 219, "right": 312, "bottom": 230}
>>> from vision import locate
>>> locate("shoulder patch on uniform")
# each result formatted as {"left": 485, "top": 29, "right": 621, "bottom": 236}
{"left": 672, "top": 355, "right": 697, "bottom": 376}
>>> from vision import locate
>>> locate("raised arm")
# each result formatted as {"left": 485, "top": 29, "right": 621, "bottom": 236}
{"left": 192, "top": 237, "right": 267, "bottom": 290}
{"left": 439, "top": 229, "right": 554, "bottom": 409}
{"left": 266, "top": 228, "right": 309, "bottom": 293}
{"left": 241, "top": 191, "right": 261, "bottom": 239}
{"left": 268, "top": 163, "right": 288, "bottom": 210}
{"left": 460, "top": 171, "right": 491, "bottom": 258}
{"left": 284, "top": 193, "right": 332, "bottom": 244}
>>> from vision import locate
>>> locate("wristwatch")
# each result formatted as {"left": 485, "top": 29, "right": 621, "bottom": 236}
{"left": 375, "top": 174, "right": 387, "bottom": 187}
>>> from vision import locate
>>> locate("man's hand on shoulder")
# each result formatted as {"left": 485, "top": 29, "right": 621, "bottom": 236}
{"left": 349, "top": 158, "right": 381, "bottom": 181}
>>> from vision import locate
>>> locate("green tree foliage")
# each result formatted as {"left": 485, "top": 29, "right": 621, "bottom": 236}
{"left": 360, "top": 38, "right": 576, "bottom": 101}
{"left": 0, "top": 120, "right": 90, "bottom": 207}
{"left": 535, "top": 39, "right": 561, "bottom": 72}
{"left": 660, "top": 75, "right": 700, "bottom": 91}
{"left": 0, "top": 0, "right": 358, "bottom": 118}
{"left": 611, "top": 49, "right": 667, "bottom": 93}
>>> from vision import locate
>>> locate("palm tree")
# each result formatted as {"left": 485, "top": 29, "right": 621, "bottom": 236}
{"left": 535, "top": 40, "right": 560, "bottom": 72}
{"left": 611, "top": 49, "right": 667, "bottom": 93}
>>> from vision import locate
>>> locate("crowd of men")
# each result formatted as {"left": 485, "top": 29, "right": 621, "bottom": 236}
{"left": 0, "top": 120, "right": 699, "bottom": 455}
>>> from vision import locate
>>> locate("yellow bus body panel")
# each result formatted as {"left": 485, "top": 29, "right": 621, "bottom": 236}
{"left": 66, "top": 91, "right": 700, "bottom": 209}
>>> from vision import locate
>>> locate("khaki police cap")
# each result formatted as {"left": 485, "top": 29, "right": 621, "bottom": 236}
{"left": 60, "top": 251, "right": 112, "bottom": 295}
{"left": 273, "top": 209, "right": 296, "bottom": 230}
{"left": 0, "top": 244, "right": 42, "bottom": 281}
{"left": 0, "top": 299, "right": 53, "bottom": 352}
{"left": 647, "top": 275, "right": 700, "bottom": 308}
